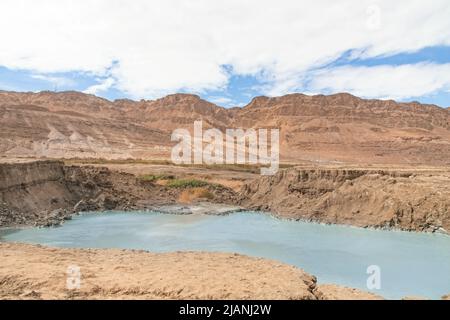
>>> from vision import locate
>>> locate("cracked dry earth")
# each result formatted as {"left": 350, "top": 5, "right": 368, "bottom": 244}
{"left": 0, "top": 243, "right": 382, "bottom": 300}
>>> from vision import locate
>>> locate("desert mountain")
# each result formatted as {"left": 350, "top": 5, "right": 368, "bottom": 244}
{"left": 0, "top": 90, "right": 449, "bottom": 165}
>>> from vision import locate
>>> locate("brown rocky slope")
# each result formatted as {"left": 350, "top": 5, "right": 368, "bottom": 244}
{"left": 239, "top": 167, "right": 450, "bottom": 233}
{"left": 1, "top": 90, "right": 450, "bottom": 165}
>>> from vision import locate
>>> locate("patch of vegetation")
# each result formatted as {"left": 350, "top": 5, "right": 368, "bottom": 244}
{"left": 166, "top": 178, "right": 209, "bottom": 188}
{"left": 139, "top": 174, "right": 175, "bottom": 182}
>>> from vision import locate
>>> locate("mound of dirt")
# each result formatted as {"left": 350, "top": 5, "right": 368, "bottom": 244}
{"left": 0, "top": 242, "right": 382, "bottom": 300}
{"left": 314, "top": 284, "right": 383, "bottom": 300}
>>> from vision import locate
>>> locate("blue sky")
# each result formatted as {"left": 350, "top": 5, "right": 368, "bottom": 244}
{"left": 2, "top": 46, "right": 450, "bottom": 108}
{"left": 0, "top": 1, "right": 449, "bottom": 108}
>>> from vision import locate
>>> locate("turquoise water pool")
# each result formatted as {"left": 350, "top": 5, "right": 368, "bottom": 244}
{"left": 1, "top": 211, "right": 449, "bottom": 299}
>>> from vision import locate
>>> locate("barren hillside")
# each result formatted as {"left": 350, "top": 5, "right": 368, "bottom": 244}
{"left": 1, "top": 90, "right": 449, "bottom": 165}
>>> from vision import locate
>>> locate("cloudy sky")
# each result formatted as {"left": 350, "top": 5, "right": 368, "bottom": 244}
{"left": 0, "top": 0, "right": 449, "bottom": 107}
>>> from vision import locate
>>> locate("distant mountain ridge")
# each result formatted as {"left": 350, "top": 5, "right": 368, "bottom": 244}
{"left": 1, "top": 90, "right": 449, "bottom": 165}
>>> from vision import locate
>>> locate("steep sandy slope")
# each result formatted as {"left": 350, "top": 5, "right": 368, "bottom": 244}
{"left": 0, "top": 161, "right": 236, "bottom": 227}
{"left": 1, "top": 90, "right": 450, "bottom": 165}
{"left": 239, "top": 168, "right": 450, "bottom": 233}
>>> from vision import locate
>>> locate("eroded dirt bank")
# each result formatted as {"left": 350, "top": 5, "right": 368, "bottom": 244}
{"left": 1, "top": 161, "right": 450, "bottom": 233}
{"left": 0, "top": 160, "right": 236, "bottom": 227}
{"left": 0, "top": 242, "right": 383, "bottom": 300}
{"left": 239, "top": 168, "right": 450, "bottom": 233}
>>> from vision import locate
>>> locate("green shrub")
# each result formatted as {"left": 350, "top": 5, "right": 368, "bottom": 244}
{"left": 166, "top": 179, "right": 209, "bottom": 188}
{"left": 139, "top": 174, "right": 175, "bottom": 182}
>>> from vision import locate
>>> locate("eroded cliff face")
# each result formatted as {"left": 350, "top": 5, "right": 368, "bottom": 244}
{"left": 0, "top": 161, "right": 179, "bottom": 227}
{"left": 0, "top": 161, "right": 237, "bottom": 227}
{"left": 1, "top": 161, "right": 449, "bottom": 233}
{"left": 239, "top": 168, "right": 450, "bottom": 233}
{"left": 0, "top": 161, "right": 74, "bottom": 225}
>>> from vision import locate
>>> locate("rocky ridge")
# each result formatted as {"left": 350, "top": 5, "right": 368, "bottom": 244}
{"left": 1, "top": 90, "right": 450, "bottom": 165}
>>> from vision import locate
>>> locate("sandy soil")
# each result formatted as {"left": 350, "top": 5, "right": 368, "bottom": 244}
{"left": 314, "top": 284, "right": 384, "bottom": 300}
{"left": 0, "top": 242, "right": 385, "bottom": 300}
{"left": 0, "top": 243, "right": 316, "bottom": 300}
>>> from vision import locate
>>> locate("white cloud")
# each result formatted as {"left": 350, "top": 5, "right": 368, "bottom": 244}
{"left": 307, "top": 63, "right": 450, "bottom": 100}
{"left": 31, "top": 74, "right": 75, "bottom": 88}
{"left": 83, "top": 78, "right": 115, "bottom": 95}
{"left": 208, "top": 96, "right": 245, "bottom": 107}
{"left": 0, "top": 0, "right": 449, "bottom": 99}
{"left": 209, "top": 96, "right": 232, "bottom": 105}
